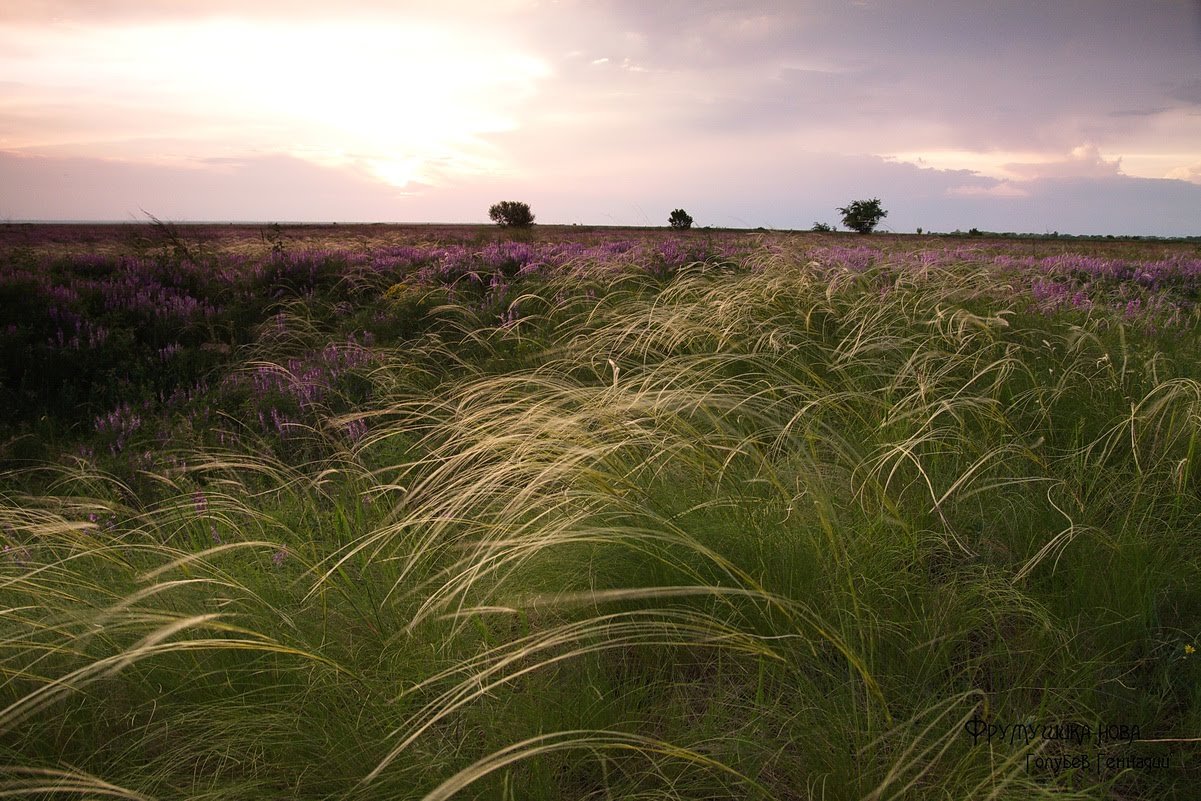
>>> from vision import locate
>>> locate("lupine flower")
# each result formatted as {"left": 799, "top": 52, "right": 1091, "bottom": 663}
{"left": 95, "top": 403, "right": 143, "bottom": 452}
{"left": 342, "top": 418, "right": 369, "bottom": 442}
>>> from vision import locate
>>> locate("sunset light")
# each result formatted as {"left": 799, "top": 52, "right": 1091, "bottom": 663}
{"left": 2, "top": 1, "right": 1200, "bottom": 233}
{"left": 1, "top": 17, "right": 548, "bottom": 188}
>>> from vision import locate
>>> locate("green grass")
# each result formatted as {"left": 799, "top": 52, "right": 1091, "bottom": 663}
{"left": 2, "top": 240, "right": 1200, "bottom": 798}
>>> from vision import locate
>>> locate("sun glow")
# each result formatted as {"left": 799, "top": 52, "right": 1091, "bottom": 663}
{"left": 0, "top": 18, "right": 549, "bottom": 188}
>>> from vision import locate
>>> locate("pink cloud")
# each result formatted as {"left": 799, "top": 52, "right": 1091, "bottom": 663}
{"left": 1166, "top": 161, "right": 1201, "bottom": 185}
{"left": 1002, "top": 143, "right": 1123, "bottom": 180}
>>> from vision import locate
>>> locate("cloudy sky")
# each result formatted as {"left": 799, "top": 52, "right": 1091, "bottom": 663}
{"left": 2, "top": 0, "right": 1200, "bottom": 234}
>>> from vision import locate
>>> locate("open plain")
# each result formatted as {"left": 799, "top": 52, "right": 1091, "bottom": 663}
{"left": 2, "top": 224, "right": 1201, "bottom": 799}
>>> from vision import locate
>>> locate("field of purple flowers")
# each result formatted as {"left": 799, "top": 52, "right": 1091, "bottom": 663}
{"left": 2, "top": 225, "right": 1199, "bottom": 469}
{"left": 0, "top": 228, "right": 1195, "bottom": 522}
{"left": 4, "top": 224, "right": 1201, "bottom": 799}
{"left": 0, "top": 226, "right": 748, "bottom": 454}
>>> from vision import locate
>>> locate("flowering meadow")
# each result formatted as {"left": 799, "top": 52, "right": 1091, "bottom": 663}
{"left": 2, "top": 223, "right": 1201, "bottom": 799}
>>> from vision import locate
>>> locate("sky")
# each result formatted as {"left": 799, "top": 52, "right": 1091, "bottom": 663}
{"left": 2, "top": 0, "right": 1200, "bottom": 235}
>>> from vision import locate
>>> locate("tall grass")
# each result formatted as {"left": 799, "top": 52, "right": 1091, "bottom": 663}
{"left": 2, "top": 237, "right": 1199, "bottom": 798}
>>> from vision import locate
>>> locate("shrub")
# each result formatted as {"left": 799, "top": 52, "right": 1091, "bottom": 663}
{"left": 837, "top": 198, "right": 887, "bottom": 234}
{"left": 811, "top": 222, "right": 834, "bottom": 232}
{"left": 488, "top": 201, "right": 535, "bottom": 228}
{"left": 668, "top": 209, "right": 693, "bottom": 230}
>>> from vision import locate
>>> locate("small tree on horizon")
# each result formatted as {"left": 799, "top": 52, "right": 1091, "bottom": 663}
{"left": 488, "top": 201, "right": 535, "bottom": 228}
{"left": 837, "top": 198, "right": 887, "bottom": 234}
{"left": 668, "top": 209, "right": 693, "bottom": 229}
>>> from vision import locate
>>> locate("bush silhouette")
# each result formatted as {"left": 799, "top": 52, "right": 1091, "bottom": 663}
{"left": 837, "top": 198, "right": 887, "bottom": 234}
{"left": 488, "top": 201, "right": 535, "bottom": 228}
{"left": 668, "top": 209, "right": 693, "bottom": 230}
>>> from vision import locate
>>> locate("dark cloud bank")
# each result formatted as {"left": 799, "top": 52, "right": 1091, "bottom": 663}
{"left": 4, "top": 149, "right": 1199, "bottom": 236}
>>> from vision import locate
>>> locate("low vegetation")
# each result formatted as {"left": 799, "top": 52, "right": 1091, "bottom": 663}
{"left": 1, "top": 225, "right": 1200, "bottom": 799}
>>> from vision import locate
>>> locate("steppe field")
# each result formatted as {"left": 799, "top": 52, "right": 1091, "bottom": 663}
{"left": 3, "top": 223, "right": 1201, "bottom": 799}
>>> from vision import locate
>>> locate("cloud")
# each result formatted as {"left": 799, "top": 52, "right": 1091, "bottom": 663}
{"left": 1169, "top": 79, "right": 1201, "bottom": 105}
{"left": 471, "top": 0, "right": 1201, "bottom": 192}
{"left": 946, "top": 182, "right": 1030, "bottom": 199}
{"left": 4, "top": 145, "right": 1200, "bottom": 237}
{"left": 1165, "top": 162, "right": 1201, "bottom": 184}
{"left": 997, "top": 175, "right": 1201, "bottom": 236}
{"left": 0, "top": 150, "right": 412, "bottom": 221}
{"left": 0, "top": 17, "right": 549, "bottom": 188}
{"left": 1001, "top": 143, "right": 1123, "bottom": 180}
{"left": 0, "top": 0, "right": 540, "bottom": 24}
{"left": 1108, "top": 107, "right": 1172, "bottom": 118}
{"left": 2, "top": 1, "right": 1200, "bottom": 235}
